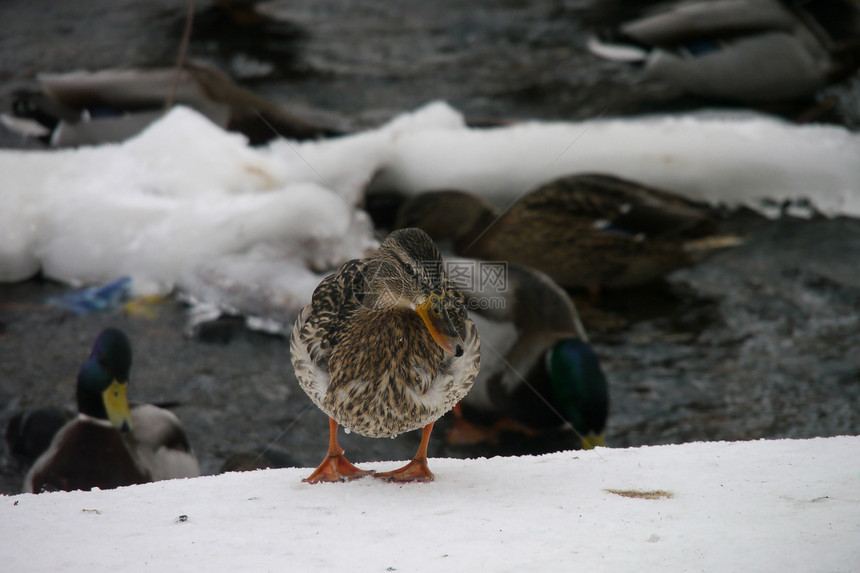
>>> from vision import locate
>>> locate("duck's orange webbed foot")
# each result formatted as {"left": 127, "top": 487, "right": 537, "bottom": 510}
{"left": 303, "top": 454, "right": 373, "bottom": 483}
{"left": 445, "top": 404, "right": 500, "bottom": 446}
{"left": 303, "top": 417, "right": 373, "bottom": 483}
{"left": 374, "top": 422, "right": 436, "bottom": 483}
{"left": 445, "top": 405, "right": 538, "bottom": 446}
{"left": 374, "top": 459, "right": 435, "bottom": 483}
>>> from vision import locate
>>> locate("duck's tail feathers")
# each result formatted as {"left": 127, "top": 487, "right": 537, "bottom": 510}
{"left": 586, "top": 34, "right": 649, "bottom": 63}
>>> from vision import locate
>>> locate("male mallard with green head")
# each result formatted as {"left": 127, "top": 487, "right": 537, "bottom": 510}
{"left": 449, "top": 263, "right": 609, "bottom": 451}
{"left": 24, "top": 328, "right": 199, "bottom": 493}
{"left": 291, "top": 228, "right": 481, "bottom": 483}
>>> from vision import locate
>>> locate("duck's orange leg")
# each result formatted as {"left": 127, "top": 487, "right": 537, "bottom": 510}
{"left": 375, "top": 423, "right": 436, "bottom": 483}
{"left": 303, "top": 418, "right": 373, "bottom": 483}
{"left": 445, "top": 403, "right": 501, "bottom": 445}
{"left": 446, "top": 414, "right": 540, "bottom": 446}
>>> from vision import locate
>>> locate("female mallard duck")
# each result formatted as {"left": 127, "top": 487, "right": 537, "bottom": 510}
{"left": 396, "top": 173, "right": 741, "bottom": 292}
{"left": 23, "top": 328, "right": 199, "bottom": 493}
{"left": 448, "top": 263, "right": 609, "bottom": 451}
{"left": 291, "top": 228, "right": 481, "bottom": 483}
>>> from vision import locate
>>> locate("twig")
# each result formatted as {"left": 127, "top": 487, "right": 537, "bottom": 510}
{"left": 167, "top": 0, "right": 196, "bottom": 109}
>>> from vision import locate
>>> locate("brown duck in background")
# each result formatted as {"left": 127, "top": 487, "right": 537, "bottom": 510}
{"left": 6, "top": 61, "right": 343, "bottom": 147}
{"left": 396, "top": 173, "right": 743, "bottom": 292}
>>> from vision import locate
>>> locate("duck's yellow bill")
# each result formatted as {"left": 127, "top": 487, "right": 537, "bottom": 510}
{"left": 416, "top": 294, "right": 463, "bottom": 356}
{"left": 102, "top": 380, "right": 133, "bottom": 431}
{"left": 580, "top": 432, "right": 605, "bottom": 450}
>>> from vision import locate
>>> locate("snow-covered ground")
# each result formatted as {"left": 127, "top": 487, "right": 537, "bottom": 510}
{"left": 3, "top": 436, "right": 858, "bottom": 572}
{"left": 2, "top": 103, "right": 859, "bottom": 328}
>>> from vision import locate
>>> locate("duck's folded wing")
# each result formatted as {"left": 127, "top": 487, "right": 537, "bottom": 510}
{"left": 525, "top": 174, "right": 716, "bottom": 238}
{"left": 23, "top": 418, "right": 149, "bottom": 493}
{"left": 290, "top": 260, "right": 366, "bottom": 398}
{"left": 127, "top": 405, "right": 200, "bottom": 481}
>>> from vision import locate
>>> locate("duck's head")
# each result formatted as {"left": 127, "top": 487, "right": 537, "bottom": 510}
{"left": 546, "top": 338, "right": 609, "bottom": 449}
{"left": 395, "top": 191, "right": 497, "bottom": 252}
{"left": 76, "top": 328, "right": 133, "bottom": 432}
{"left": 361, "top": 227, "right": 467, "bottom": 357}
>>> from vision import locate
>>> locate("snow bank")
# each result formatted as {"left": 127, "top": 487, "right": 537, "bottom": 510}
{"left": 370, "top": 107, "right": 860, "bottom": 216}
{"left": 2, "top": 102, "right": 859, "bottom": 324}
{"left": 3, "top": 436, "right": 858, "bottom": 572}
{"left": 0, "top": 107, "right": 379, "bottom": 322}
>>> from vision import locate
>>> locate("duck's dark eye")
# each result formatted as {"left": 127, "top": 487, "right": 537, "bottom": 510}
{"left": 404, "top": 263, "right": 414, "bottom": 275}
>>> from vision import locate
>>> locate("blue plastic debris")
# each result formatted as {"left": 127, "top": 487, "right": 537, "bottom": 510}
{"left": 47, "top": 277, "right": 133, "bottom": 315}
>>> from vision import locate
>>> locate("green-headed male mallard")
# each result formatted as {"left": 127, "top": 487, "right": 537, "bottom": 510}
{"left": 23, "top": 328, "right": 199, "bottom": 493}
{"left": 448, "top": 263, "right": 609, "bottom": 450}
{"left": 396, "top": 173, "right": 742, "bottom": 292}
{"left": 291, "top": 228, "right": 481, "bottom": 483}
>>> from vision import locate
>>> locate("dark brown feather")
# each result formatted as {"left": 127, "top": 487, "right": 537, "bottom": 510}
{"left": 26, "top": 420, "right": 149, "bottom": 493}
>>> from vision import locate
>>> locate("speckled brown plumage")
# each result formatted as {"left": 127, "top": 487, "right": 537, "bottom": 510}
{"left": 291, "top": 228, "right": 480, "bottom": 482}
{"left": 397, "top": 173, "right": 742, "bottom": 290}
{"left": 325, "top": 306, "right": 448, "bottom": 436}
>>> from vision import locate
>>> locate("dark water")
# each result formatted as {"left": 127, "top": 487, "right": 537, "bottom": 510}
{"left": 2, "top": 0, "right": 859, "bottom": 494}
